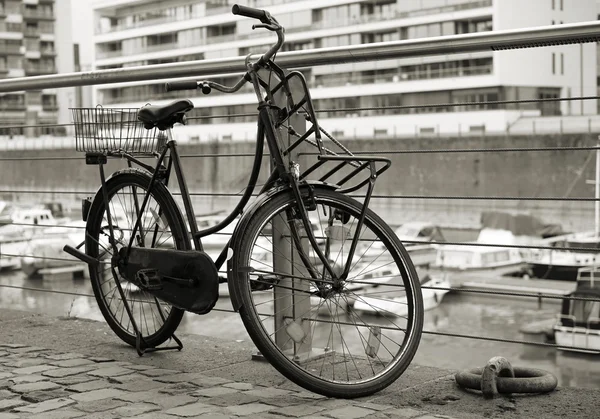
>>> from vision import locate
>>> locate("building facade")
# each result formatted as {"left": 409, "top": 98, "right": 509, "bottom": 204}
{"left": 91, "top": 0, "right": 597, "bottom": 142}
{"left": 0, "top": 0, "right": 75, "bottom": 136}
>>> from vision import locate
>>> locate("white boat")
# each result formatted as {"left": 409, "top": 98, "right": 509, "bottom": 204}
{"left": 434, "top": 211, "right": 559, "bottom": 275}
{"left": 0, "top": 208, "right": 59, "bottom": 271}
{"left": 554, "top": 266, "right": 600, "bottom": 354}
{"left": 352, "top": 273, "right": 451, "bottom": 317}
{"left": 527, "top": 232, "right": 600, "bottom": 281}
{"left": 358, "top": 221, "right": 445, "bottom": 268}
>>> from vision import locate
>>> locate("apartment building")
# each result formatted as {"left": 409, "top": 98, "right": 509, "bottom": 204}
{"left": 0, "top": 0, "right": 75, "bottom": 136}
{"left": 91, "top": 0, "right": 597, "bottom": 142}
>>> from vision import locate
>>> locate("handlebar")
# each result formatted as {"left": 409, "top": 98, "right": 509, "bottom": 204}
{"left": 231, "top": 4, "right": 271, "bottom": 24}
{"left": 164, "top": 5, "right": 284, "bottom": 95}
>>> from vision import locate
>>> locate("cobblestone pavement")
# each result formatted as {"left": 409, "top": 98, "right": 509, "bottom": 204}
{"left": 0, "top": 343, "right": 460, "bottom": 419}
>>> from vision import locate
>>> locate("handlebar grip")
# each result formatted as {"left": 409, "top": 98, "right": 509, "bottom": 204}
{"left": 165, "top": 80, "right": 198, "bottom": 92}
{"left": 232, "top": 4, "right": 270, "bottom": 24}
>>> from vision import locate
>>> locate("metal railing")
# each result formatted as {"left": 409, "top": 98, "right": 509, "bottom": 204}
{"left": 0, "top": 21, "right": 600, "bottom": 370}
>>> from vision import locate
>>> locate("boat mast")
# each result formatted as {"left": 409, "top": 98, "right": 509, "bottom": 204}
{"left": 594, "top": 135, "right": 600, "bottom": 240}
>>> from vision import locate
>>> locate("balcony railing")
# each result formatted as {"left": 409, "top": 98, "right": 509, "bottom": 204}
{"left": 96, "top": 12, "right": 204, "bottom": 34}
{"left": 23, "top": 10, "right": 55, "bottom": 20}
{"left": 24, "top": 64, "right": 56, "bottom": 76}
{"left": 23, "top": 28, "right": 40, "bottom": 37}
{"left": 0, "top": 45, "right": 23, "bottom": 54}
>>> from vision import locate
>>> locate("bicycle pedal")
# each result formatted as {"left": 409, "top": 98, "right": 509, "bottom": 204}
{"left": 136, "top": 269, "right": 163, "bottom": 290}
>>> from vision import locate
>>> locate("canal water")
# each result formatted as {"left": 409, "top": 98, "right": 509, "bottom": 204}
{"left": 0, "top": 269, "right": 598, "bottom": 389}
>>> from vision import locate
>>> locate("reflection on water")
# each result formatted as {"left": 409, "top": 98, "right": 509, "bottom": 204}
{"left": 0, "top": 269, "right": 599, "bottom": 388}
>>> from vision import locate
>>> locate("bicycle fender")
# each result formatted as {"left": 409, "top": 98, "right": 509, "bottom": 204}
{"left": 227, "top": 181, "right": 338, "bottom": 312}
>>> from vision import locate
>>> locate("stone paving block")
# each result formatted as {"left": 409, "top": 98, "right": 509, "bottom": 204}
{"left": 21, "top": 389, "right": 73, "bottom": 403}
{"left": 0, "top": 375, "right": 10, "bottom": 381}
{"left": 44, "top": 353, "right": 86, "bottom": 361}
{"left": 227, "top": 402, "right": 274, "bottom": 416}
{"left": 43, "top": 366, "right": 97, "bottom": 378}
{"left": 158, "top": 382, "right": 198, "bottom": 395}
{"left": 111, "top": 402, "right": 161, "bottom": 417}
{"left": 165, "top": 401, "right": 217, "bottom": 417}
{"left": 114, "top": 390, "right": 159, "bottom": 403}
{"left": 138, "top": 368, "right": 181, "bottom": 377}
{"left": 28, "top": 409, "right": 86, "bottom": 419}
{"left": 325, "top": 405, "right": 376, "bottom": 419}
{"left": 4, "top": 358, "right": 47, "bottom": 368}
{"left": 108, "top": 372, "right": 149, "bottom": 383}
{"left": 49, "top": 358, "right": 95, "bottom": 368}
{"left": 11, "top": 346, "right": 46, "bottom": 354}
{"left": 53, "top": 375, "right": 97, "bottom": 386}
{"left": 126, "top": 364, "right": 154, "bottom": 371}
{"left": 223, "top": 382, "right": 254, "bottom": 390}
{"left": 244, "top": 386, "right": 292, "bottom": 398}
{"left": 269, "top": 404, "right": 328, "bottom": 417}
{"left": 128, "top": 413, "right": 168, "bottom": 419}
{"left": 13, "top": 397, "right": 76, "bottom": 414}
{"left": 154, "top": 372, "right": 207, "bottom": 383}
{"left": 193, "top": 386, "right": 239, "bottom": 398}
{"left": 10, "top": 380, "right": 60, "bottom": 393}
{"left": 188, "top": 375, "right": 233, "bottom": 388}
{"left": 385, "top": 407, "right": 429, "bottom": 418}
{"left": 12, "top": 364, "right": 58, "bottom": 375}
{"left": 256, "top": 395, "right": 306, "bottom": 408}
{"left": 115, "top": 378, "right": 165, "bottom": 392}
{"left": 199, "top": 391, "right": 261, "bottom": 407}
{"left": 0, "top": 351, "right": 9, "bottom": 358}
{"left": 293, "top": 391, "right": 328, "bottom": 401}
{"left": 0, "top": 413, "right": 19, "bottom": 419}
{"left": 67, "top": 379, "right": 111, "bottom": 393}
{"left": 0, "top": 390, "right": 13, "bottom": 400}
{"left": 354, "top": 402, "right": 394, "bottom": 412}
{"left": 9, "top": 374, "right": 47, "bottom": 384}
{"left": 0, "top": 398, "right": 26, "bottom": 411}
{"left": 69, "top": 388, "right": 124, "bottom": 402}
{"left": 74, "top": 398, "right": 128, "bottom": 413}
{"left": 87, "top": 357, "right": 114, "bottom": 363}
{"left": 195, "top": 414, "right": 231, "bottom": 419}
{"left": 87, "top": 366, "right": 134, "bottom": 378}
{"left": 149, "top": 394, "right": 197, "bottom": 409}
{"left": 0, "top": 344, "right": 27, "bottom": 349}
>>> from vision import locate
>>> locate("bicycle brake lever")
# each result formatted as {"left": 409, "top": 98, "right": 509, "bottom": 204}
{"left": 252, "top": 23, "right": 279, "bottom": 31}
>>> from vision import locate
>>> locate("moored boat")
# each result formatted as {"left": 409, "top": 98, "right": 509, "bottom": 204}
{"left": 554, "top": 266, "right": 600, "bottom": 354}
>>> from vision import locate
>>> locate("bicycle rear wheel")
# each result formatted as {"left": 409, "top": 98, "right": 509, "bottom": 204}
{"left": 231, "top": 186, "right": 423, "bottom": 398}
{"left": 86, "top": 169, "right": 188, "bottom": 348}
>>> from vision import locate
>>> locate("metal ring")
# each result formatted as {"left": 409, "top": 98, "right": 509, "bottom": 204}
{"left": 456, "top": 366, "right": 558, "bottom": 394}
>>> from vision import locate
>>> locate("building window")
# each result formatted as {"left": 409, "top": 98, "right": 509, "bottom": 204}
{"left": 552, "top": 53, "right": 555, "bottom": 74}
{"left": 551, "top": 0, "right": 555, "bottom": 10}
{"left": 560, "top": 0, "right": 563, "bottom": 10}
{"left": 561, "top": 53, "right": 564, "bottom": 75}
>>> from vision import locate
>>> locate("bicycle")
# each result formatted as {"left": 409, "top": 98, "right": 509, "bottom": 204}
{"left": 64, "top": 4, "right": 423, "bottom": 398}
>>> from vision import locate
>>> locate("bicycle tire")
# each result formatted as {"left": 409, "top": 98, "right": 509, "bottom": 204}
{"left": 86, "top": 169, "right": 189, "bottom": 348}
{"left": 231, "top": 186, "right": 423, "bottom": 398}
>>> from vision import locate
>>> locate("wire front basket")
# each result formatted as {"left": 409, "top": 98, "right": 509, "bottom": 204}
{"left": 71, "top": 107, "right": 164, "bottom": 154}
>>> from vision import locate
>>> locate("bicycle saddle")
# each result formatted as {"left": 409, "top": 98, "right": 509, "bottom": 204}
{"left": 137, "top": 99, "right": 194, "bottom": 130}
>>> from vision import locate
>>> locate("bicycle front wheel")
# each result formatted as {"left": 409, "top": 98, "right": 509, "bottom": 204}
{"left": 86, "top": 169, "right": 189, "bottom": 348}
{"left": 231, "top": 186, "right": 423, "bottom": 398}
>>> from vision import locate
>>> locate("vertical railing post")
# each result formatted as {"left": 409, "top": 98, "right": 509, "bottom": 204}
{"left": 270, "top": 71, "right": 312, "bottom": 355}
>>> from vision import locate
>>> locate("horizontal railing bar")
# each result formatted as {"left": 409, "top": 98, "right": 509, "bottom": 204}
{"left": 0, "top": 189, "right": 598, "bottom": 202}
{"left": 0, "top": 146, "right": 598, "bottom": 163}
{"left": 0, "top": 21, "right": 599, "bottom": 92}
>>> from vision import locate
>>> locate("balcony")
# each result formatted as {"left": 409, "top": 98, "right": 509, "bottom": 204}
{"left": 0, "top": 102, "right": 26, "bottom": 111}
{"left": 0, "top": 44, "right": 24, "bottom": 55}
{"left": 40, "top": 47, "right": 55, "bottom": 56}
{"left": 24, "top": 64, "right": 56, "bottom": 76}
{"left": 23, "top": 9, "right": 55, "bottom": 21}
{"left": 96, "top": 12, "right": 203, "bottom": 35}
{"left": 24, "top": 28, "right": 40, "bottom": 38}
